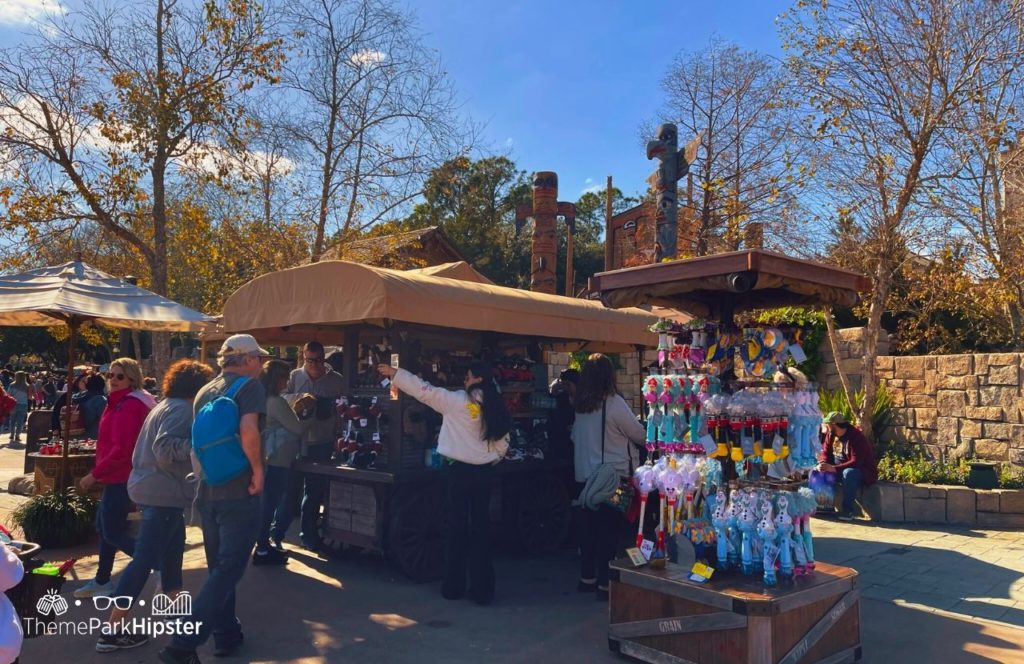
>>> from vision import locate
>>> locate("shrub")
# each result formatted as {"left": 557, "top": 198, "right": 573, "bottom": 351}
{"left": 878, "top": 451, "right": 1024, "bottom": 489}
{"left": 12, "top": 489, "right": 96, "bottom": 548}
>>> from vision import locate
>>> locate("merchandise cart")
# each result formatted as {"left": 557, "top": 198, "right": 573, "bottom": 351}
{"left": 218, "top": 260, "right": 658, "bottom": 581}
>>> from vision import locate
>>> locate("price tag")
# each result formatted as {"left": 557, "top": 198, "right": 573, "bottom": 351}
{"left": 625, "top": 547, "right": 648, "bottom": 567}
{"left": 372, "top": 432, "right": 381, "bottom": 442}
{"left": 380, "top": 378, "right": 391, "bottom": 388}
{"left": 788, "top": 343, "right": 808, "bottom": 363}
{"left": 688, "top": 562, "right": 715, "bottom": 583}
{"left": 359, "top": 418, "right": 368, "bottom": 428}
{"left": 639, "top": 539, "right": 655, "bottom": 561}
{"left": 432, "top": 363, "right": 439, "bottom": 373}
{"left": 699, "top": 433, "right": 717, "bottom": 454}
{"left": 390, "top": 353, "right": 400, "bottom": 368}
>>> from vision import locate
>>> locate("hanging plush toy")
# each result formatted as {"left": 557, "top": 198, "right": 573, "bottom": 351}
{"left": 808, "top": 468, "right": 836, "bottom": 510}
{"left": 711, "top": 489, "right": 731, "bottom": 571}
{"left": 643, "top": 376, "right": 660, "bottom": 453}
{"left": 757, "top": 504, "right": 779, "bottom": 587}
{"left": 633, "top": 463, "right": 658, "bottom": 548}
{"left": 775, "top": 494, "right": 796, "bottom": 579}
{"left": 738, "top": 501, "right": 757, "bottom": 576}
{"left": 658, "top": 376, "right": 675, "bottom": 451}
{"left": 796, "top": 487, "right": 817, "bottom": 571}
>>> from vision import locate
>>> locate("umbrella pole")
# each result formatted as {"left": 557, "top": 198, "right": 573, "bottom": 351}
{"left": 59, "top": 320, "right": 77, "bottom": 491}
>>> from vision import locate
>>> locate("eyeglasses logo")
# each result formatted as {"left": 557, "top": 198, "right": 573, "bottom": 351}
{"left": 91, "top": 595, "right": 133, "bottom": 611}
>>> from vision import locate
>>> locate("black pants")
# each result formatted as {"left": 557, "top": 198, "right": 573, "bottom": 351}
{"left": 575, "top": 481, "right": 625, "bottom": 588}
{"left": 443, "top": 461, "right": 495, "bottom": 603}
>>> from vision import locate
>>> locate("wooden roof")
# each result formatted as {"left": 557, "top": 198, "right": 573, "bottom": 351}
{"left": 589, "top": 249, "right": 870, "bottom": 319}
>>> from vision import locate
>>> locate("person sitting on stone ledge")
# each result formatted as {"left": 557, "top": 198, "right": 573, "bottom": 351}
{"left": 818, "top": 411, "right": 878, "bottom": 521}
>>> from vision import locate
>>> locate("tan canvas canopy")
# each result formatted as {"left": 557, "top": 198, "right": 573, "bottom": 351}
{"left": 0, "top": 261, "right": 215, "bottom": 332}
{"left": 220, "top": 261, "right": 657, "bottom": 350}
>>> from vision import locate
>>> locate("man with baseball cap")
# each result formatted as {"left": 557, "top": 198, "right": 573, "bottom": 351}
{"left": 160, "top": 334, "right": 269, "bottom": 664}
{"left": 818, "top": 411, "right": 878, "bottom": 521}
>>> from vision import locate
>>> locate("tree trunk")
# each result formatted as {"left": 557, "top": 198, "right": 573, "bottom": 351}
{"left": 150, "top": 152, "right": 170, "bottom": 377}
{"left": 824, "top": 308, "right": 855, "bottom": 410}
{"left": 859, "top": 261, "right": 891, "bottom": 443}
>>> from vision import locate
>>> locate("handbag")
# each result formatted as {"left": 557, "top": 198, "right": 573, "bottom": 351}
{"left": 598, "top": 401, "right": 636, "bottom": 517}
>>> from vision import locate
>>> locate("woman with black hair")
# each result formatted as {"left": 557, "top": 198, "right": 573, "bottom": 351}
{"left": 572, "top": 354, "right": 645, "bottom": 600}
{"left": 378, "top": 361, "right": 511, "bottom": 605}
{"left": 73, "top": 374, "right": 108, "bottom": 439}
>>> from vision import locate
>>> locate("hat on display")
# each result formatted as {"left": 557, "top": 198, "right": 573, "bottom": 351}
{"left": 218, "top": 334, "right": 271, "bottom": 358}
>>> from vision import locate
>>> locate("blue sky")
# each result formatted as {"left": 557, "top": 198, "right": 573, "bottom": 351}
{"left": 414, "top": 0, "right": 792, "bottom": 200}
{"left": 0, "top": 0, "right": 792, "bottom": 203}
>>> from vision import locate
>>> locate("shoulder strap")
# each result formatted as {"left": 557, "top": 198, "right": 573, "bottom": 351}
{"left": 600, "top": 399, "right": 607, "bottom": 464}
{"left": 223, "top": 376, "right": 250, "bottom": 401}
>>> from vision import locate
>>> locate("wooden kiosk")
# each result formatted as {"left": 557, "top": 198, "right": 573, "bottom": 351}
{"left": 218, "top": 260, "right": 658, "bottom": 581}
{"left": 590, "top": 250, "right": 870, "bottom": 664}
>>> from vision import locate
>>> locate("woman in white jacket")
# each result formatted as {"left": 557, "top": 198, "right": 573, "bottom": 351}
{"left": 378, "top": 361, "right": 511, "bottom": 605}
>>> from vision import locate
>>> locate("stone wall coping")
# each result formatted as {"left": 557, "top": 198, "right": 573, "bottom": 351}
{"left": 859, "top": 481, "right": 1024, "bottom": 527}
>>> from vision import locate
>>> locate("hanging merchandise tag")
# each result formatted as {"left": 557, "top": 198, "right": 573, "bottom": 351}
{"left": 789, "top": 343, "right": 808, "bottom": 363}
{"left": 626, "top": 547, "right": 648, "bottom": 567}
{"left": 773, "top": 433, "right": 784, "bottom": 453}
{"left": 359, "top": 418, "right": 369, "bottom": 428}
{"left": 640, "top": 539, "right": 655, "bottom": 561}
{"left": 741, "top": 435, "right": 754, "bottom": 456}
{"left": 390, "top": 354, "right": 400, "bottom": 368}
{"left": 372, "top": 432, "right": 381, "bottom": 442}
{"left": 380, "top": 378, "right": 391, "bottom": 388}
{"left": 699, "top": 433, "right": 717, "bottom": 455}
{"left": 432, "top": 363, "right": 439, "bottom": 373}
{"left": 689, "top": 562, "right": 715, "bottom": 583}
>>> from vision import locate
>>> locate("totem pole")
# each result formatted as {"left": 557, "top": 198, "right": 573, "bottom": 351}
{"left": 646, "top": 124, "right": 702, "bottom": 262}
{"left": 515, "top": 171, "right": 576, "bottom": 295}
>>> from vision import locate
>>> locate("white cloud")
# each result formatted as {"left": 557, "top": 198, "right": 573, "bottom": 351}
{"left": 0, "top": 0, "right": 65, "bottom": 26}
{"left": 584, "top": 177, "right": 593, "bottom": 184}
{"left": 580, "top": 184, "right": 602, "bottom": 195}
{"left": 349, "top": 49, "right": 387, "bottom": 66}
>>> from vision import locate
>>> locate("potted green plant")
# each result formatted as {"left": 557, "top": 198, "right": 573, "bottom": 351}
{"left": 12, "top": 489, "right": 96, "bottom": 549}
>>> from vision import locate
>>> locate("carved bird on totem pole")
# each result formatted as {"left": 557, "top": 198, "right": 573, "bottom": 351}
{"left": 646, "top": 123, "right": 703, "bottom": 262}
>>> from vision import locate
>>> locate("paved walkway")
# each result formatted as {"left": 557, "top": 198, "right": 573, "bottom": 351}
{"left": 0, "top": 432, "right": 1022, "bottom": 662}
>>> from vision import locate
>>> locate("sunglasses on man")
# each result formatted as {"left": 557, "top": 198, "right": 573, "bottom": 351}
{"left": 304, "top": 356, "right": 325, "bottom": 364}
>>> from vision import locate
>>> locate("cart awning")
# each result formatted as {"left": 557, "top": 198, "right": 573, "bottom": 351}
{"left": 220, "top": 261, "right": 657, "bottom": 350}
{"left": 589, "top": 250, "right": 869, "bottom": 318}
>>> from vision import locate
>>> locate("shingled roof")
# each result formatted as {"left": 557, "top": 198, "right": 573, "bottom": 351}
{"left": 319, "top": 226, "right": 468, "bottom": 269}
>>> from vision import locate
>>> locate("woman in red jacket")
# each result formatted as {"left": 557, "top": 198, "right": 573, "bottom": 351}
{"left": 75, "top": 358, "right": 156, "bottom": 598}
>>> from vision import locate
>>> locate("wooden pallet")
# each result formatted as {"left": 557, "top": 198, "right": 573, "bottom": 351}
{"left": 608, "top": 559, "right": 860, "bottom": 664}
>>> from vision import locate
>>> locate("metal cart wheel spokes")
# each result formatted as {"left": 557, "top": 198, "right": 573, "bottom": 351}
{"left": 387, "top": 485, "right": 446, "bottom": 582}
{"left": 514, "top": 473, "right": 570, "bottom": 554}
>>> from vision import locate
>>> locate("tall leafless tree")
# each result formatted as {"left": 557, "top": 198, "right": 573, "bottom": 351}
{"left": 278, "top": 0, "right": 469, "bottom": 262}
{"left": 650, "top": 38, "right": 805, "bottom": 255}
{"left": 781, "top": 0, "right": 1022, "bottom": 442}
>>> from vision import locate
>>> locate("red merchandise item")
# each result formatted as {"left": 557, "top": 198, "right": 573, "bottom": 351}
{"left": 93, "top": 388, "right": 152, "bottom": 484}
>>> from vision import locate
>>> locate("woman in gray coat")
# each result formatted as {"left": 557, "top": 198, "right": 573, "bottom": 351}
{"left": 95, "top": 360, "right": 213, "bottom": 653}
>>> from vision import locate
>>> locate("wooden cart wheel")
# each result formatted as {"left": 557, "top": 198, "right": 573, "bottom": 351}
{"left": 386, "top": 484, "right": 446, "bottom": 582}
{"left": 514, "top": 474, "right": 570, "bottom": 554}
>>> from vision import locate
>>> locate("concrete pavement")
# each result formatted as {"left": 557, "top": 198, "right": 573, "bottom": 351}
{"left": 0, "top": 433, "right": 1022, "bottom": 663}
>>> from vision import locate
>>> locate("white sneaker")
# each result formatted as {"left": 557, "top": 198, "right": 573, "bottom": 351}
{"left": 74, "top": 579, "right": 113, "bottom": 598}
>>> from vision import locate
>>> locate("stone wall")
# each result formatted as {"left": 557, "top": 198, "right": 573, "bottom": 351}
{"left": 879, "top": 353, "right": 1024, "bottom": 465}
{"left": 816, "top": 327, "right": 891, "bottom": 391}
{"left": 862, "top": 481, "right": 1024, "bottom": 527}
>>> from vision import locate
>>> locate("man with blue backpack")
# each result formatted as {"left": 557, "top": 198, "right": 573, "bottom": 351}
{"left": 159, "top": 334, "right": 269, "bottom": 664}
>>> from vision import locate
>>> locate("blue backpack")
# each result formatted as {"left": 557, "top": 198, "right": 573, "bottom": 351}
{"left": 192, "top": 376, "right": 252, "bottom": 486}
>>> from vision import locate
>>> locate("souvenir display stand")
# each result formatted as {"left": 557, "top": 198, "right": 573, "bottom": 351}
{"left": 218, "top": 260, "right": 658, "bottom": 582}
{"left": 591, "top": 250, "right": 868, "bottom": 664}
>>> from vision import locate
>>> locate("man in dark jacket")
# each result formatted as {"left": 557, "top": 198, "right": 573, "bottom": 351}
{"left": 819, "top": 412, "right": 878, "bottom": 520}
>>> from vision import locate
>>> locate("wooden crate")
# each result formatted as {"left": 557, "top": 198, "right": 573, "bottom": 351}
{"left": 608, "top": 559, "right": 860, "bottom": 664}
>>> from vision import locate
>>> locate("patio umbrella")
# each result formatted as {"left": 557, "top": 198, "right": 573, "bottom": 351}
{"left": 0, "top": 259, "right": 215, "bottom": 488}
